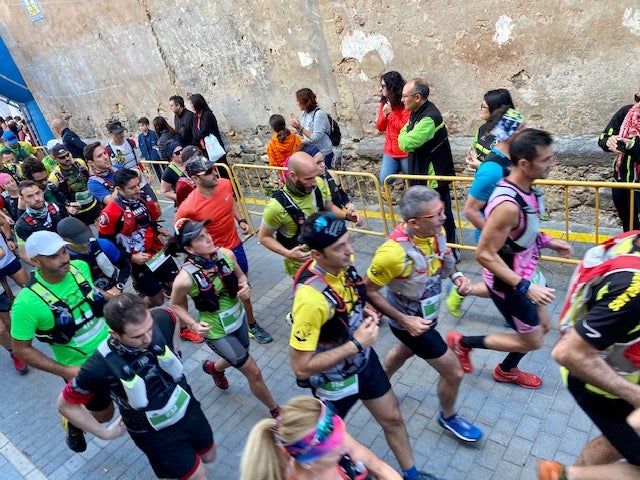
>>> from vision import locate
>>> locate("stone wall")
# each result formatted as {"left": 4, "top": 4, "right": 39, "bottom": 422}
{"left": 1, "top": 1, "right": 638, "bottom": 166}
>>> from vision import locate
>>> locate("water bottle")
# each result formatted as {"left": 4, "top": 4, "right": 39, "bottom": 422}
{"left": 120, "top": 365, "right": 149, "bottom": 409}
{"left": 155, "top": 345, "right": 184, "bottom": 382}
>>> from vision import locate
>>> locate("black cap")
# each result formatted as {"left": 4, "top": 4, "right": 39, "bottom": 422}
{"left": 106, "top": 119, "right": 126, "bottom": 134}
{"left": 57, "top": 217, "right": 93, "bottom": 244}
{"left": 174, "top": 218, "right": 211, "bottom": 248}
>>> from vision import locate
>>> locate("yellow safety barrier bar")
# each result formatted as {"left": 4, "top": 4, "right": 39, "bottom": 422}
{"left": 384, "top": 174, "right": 640, "bottom": 265}
{"left": 141, "top": 160, "right": 640, "bottom": 266}
{"left": 231, "top": 163, "right": 390, "bottom": 237}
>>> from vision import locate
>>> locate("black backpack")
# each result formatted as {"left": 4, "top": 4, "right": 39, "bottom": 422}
{"left": 327, "top": 114, "right": 342, "bottom": 146}
{"left": 312, "top": 109, "right": 342, "bottom": 146}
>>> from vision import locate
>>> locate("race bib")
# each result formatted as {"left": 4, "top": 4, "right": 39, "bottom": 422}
{"left": 145, "top": 385, "right": 190, "bottom": 431}
{"left": 146, "top": 249, "right": 170, "bottom": 272}
{"left": 420, "top": 292, "right": 441, "bottom": 321}
{"left": 219, "top": 302, "right": 244, "bottom": 334}
{"left": 75, "top": 189, "right": 94, "bottom": 206}
{"left": 316, "top": 374, "right": 359, "bottom": 401}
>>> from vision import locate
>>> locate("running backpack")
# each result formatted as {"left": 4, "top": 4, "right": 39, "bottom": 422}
{"left": 558, "top": 230, "right": 640, "bottom": 334}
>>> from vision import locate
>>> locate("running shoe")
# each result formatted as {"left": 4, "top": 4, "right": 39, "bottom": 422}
{"left": 180, "top": 327, "right": 204, "bottom": 343}
{"left": 248, "top": 323, "right": 273, "bottom": 344}
{"left": 493, "top": 364, "right": 541, "bottom": 389}
{"left": 446, "top": 288, "right": 464, "bottom": 318}
{"left": 10, "top": 352, "right": 29, "bottom": 375}
{"left": 61, "top": 417, "right": 87, "bottom": 453}
{"left": 537, "top": 460, "right": 566, "bottom": 480}
{"left": 202, "top": 360, "right": 229, "bottom": 390}
{"left": 437, "top": 411, "right": 483, "bottom": 442}
{"left": 447, "top": 330, "right": 473, "bottom": 373}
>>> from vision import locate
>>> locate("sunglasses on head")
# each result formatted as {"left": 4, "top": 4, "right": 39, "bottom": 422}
{"left": 196, "top": 167, "right": 214, "bottom": 176}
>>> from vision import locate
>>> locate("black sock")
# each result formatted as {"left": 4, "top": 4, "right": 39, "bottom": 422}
{"left": 500, "top": 352, "right": 526, "bottom": 371}
{"left": 461, "top": 336, "right": 486, "bottom": 349}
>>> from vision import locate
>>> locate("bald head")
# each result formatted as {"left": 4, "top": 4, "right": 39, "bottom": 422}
{"left": 51, "top": 118, "right": 65, "bottom": 134}
{"left": 288, "top": 151, "right": 318, "bottom": 194}
{"left": 288, "top": 151, "right": 316, "bottom": 176}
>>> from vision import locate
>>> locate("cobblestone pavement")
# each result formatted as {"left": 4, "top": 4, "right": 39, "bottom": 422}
{"left": 0, "top": 211, "right": 597, "bottom": 479}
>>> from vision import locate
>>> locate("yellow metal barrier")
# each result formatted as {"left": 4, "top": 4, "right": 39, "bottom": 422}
{"left": 383, "top": 173, "right": 640, "bottom": 264}
{"left": 141, "top": 159, "right": 256, "bottom": 237}
{"left": 230, "top": 164, "right": 390, "bottom": 237}
{"left": 140, "top": 159, "right": 640, "bottom": 265}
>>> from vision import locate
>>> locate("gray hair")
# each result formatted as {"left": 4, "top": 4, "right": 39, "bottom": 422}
{"left": 398, "top": 186, "right": 441, "bottom": 221}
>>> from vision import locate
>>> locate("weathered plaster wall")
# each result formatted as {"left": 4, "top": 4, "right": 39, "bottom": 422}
{"left": 1, "top": 1, "right": 640, "bottom": 151}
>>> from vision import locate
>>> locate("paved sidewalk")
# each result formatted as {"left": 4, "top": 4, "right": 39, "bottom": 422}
{"left": 0, "top": 220, "right": 596, "bottom": 480}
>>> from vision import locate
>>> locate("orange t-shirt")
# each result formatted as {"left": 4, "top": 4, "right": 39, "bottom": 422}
{"left": 176, "top": 178, "right": 241, "bottom": 249}
{"left": 267, "top": 131, "right": 301, "bottom": 167}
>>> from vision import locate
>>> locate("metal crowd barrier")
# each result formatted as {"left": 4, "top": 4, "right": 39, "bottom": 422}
{"left": 140, "top": 159, "right": 640, "bottom": 265}
{"left": 230, "top": 163, "right": 390, "bottom": 238}
{"left": 384, "top": 174, "right": 640, "bottom": 265}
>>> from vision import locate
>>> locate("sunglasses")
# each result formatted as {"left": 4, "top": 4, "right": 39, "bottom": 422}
{"left": 196, "top": 167, "right": 214, "bottom": 176}
{"left": 412, "top": 203, "right": 445, "bottom": 221}
{"left": 173, "top": 149, "right": 183, "bottom": 156}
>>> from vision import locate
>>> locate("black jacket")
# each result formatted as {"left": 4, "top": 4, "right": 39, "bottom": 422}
{"left": 404, "top": 101, "right": 455, "bottom": 185}
{"left": 174, "top": 109, "right": 196, "bottom": 147}
{"left": 61, "top": 127, "right": 87, "bottom": 159}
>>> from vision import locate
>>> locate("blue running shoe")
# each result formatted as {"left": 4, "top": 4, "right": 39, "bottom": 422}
{"left": 437, "top": 411, "right": 483, "bottom": 442}
{"left": 248, "top": 323, "right": 273, "bottom": 344}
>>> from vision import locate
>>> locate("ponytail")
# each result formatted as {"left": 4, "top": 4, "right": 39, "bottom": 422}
{"left": 240, "top": 418, "right": 286, "bottom": 480}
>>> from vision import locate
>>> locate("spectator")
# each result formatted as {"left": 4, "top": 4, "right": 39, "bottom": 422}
{"left": 152, "top": 116, "right": 181, "bottom": 161}
{"left": 599, "top": 93, "right": 640, "bottom": 231}
{"left": 377, "top": 71, "right": 411, "bottom": 187}
{"left": 266, "top": 113, "right": 301, "bottom": 171}
{"left": 169, "top": 95, "right": 196, "bottom": 146}
{"left": 466, "top": 88, "right": 515, "bottom": 170}
{"left": 189, "top": 93, "right": 230, "bottom": 179}
{"left": 51, "top": 118, "right": 87, "bottom": 159}
{"left": 136, "top": 116, "right": 162, "bottom": 180}
{"left": 289, "top": 88, "right": 334, "bottom": 169}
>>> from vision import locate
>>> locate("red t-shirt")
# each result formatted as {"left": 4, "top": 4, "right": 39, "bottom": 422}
{"left": 176, "top": 178, "right": 240, "bottom": 249}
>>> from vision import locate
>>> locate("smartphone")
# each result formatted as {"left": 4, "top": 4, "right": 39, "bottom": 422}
{"left": 617, "top": 140, "right": 627, "bottom": 152}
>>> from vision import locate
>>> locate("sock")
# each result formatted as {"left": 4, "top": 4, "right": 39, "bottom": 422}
{"left": 402, "top": 466, "right": 418, "bottom": 480}
{"left": 461, "top": 335, "right": 486, "bottom": 349}
{"left": 248, "top": 322, "right": 257, "bottom": 328}
{"left": 500, "top": 352, "right": 526, "bottom": 371}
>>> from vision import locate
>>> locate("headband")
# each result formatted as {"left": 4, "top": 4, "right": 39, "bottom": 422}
{"left": 277, "top": 401, "right": 346, "bottom": 463}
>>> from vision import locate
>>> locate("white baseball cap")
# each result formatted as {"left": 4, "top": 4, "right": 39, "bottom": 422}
{"left": 25, "top": 231, "right": 69, "bottom": 258}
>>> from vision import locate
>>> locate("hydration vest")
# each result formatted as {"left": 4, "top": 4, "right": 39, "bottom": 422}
{"left": 273, "top": 187, "right": 324, "bottom": 249}
{"left": 488, "top": 180, "right": 544, "bottom": 257}
{"left": 558, "top": 231, "right": 640, "bottom": 396}
{"left": 182, "top": 251, "right": 239, "bottom": 313}
{"left": 29, "top": 264, "right": 103, "bottom": 345}
{"left": 22, "top": 202, "right": 62, "bottom": 227}
{"left": 97, "top": 309, "right": 189, "bottom": 431}
{"left": 110, "top": 195, "right": 163, "bottom": 254}
{"left": 386, "top": 223, "right": 454, "bottom": 303}
{"left": 293, "top": 260, "right": 369, "bottom": 381}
